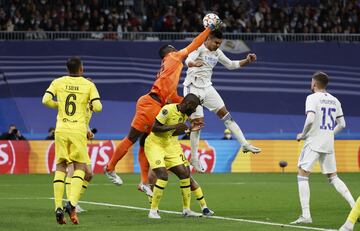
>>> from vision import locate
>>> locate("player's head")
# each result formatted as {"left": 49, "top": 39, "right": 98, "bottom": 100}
{"left": 66, "top": 56, "right": 83, "bottom": 76}
{"left": 311, "top": 71, "right": 329, "bottom": 92}
{"left": 159, "top": 45, "right": 177, "bottom": 59}
{"left": 179, "top": 93, "right": 201, "bottom": 116}
{"left": 205, "top": 30, "right": 223, "bottom": 51}
{"left": 8, "top": 124, "right": 16, "bottom": 133}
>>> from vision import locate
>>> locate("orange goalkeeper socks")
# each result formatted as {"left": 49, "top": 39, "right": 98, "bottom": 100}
{"left": 138, "top": 146, "right": 149, "bottom": 184}
{"left": 107, "top": 137, "right": 133, "bottom": 171}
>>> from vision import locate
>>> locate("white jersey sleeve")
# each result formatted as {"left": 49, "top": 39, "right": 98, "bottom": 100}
{"left": 185, "top": 47, "right": 201, "bottom": 66}
{"left": 217, "top": 49, "right": 241, "bottom": 70}
{"left": 336, "top": 99, "right": 344, "bottom": 119}
{"left": 305, "top": 95, "right": 316, "bottom": 114}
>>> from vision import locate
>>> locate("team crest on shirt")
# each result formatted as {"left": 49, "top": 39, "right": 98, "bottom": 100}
{"left": 155, "top": 160, "right": 161, "bottom": 165}
{"left": 162, "top": 109, "right": 168, "bottom": 115}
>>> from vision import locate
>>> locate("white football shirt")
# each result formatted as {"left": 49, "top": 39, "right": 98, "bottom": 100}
{"left": 304, "top": 92, "right": 343, "bottom": 154}
{"left": 183, "top": 44, "right": 241, "bottom": 88}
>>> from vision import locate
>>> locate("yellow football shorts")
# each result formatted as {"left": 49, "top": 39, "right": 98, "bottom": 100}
{"left": 55, "top": 132, "right": 90, "bottom": 165}
{"left": 145, "top": 136, "right": 188, "bottom": 170}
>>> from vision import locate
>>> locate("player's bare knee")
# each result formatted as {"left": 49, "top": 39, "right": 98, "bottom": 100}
{"left": 178, "top": 169, "right": 190, "bottom": 180}
{"left": 84, "top": 168, "right": 93, "bottom": 182}
{"left": 190, "top": 176, "right": 199, "bottom": 191}
{"left": 298, "top": 167, "right": 310, "bottom": 177}
{"left": 327, "top": 173, "right": 337, "bottom": 183}
{"left": 73, "top": 162, "right": 87, "bottom": 171}
{"left": 217, "top": 106, "right": 228, "bottom": 119}
{"left": 148, "top": 170, "right": 157, "bottom": 185}
{"left": 154, "top": 169, "right": 168, "bottom": 181}
{"left": 56, "top": 162, "right": 67, "bottom": 172}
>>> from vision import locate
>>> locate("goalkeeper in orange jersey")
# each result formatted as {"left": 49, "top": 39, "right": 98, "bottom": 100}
{"left": 104, "top": 18, "right": 221, "bottom": 195}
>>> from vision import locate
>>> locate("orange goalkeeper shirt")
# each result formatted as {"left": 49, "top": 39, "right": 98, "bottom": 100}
{"left": 150, "top": 28, "right": 211, "bottom": 105}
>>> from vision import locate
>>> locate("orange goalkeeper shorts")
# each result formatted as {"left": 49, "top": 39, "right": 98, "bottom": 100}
{"left": 131, "top": 94, "right": 163, "bottom": 133}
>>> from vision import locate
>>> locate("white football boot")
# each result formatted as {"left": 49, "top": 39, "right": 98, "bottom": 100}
{"left": 148, "top": 209, "right": 161, "bottom": 219}
{"left": 242, "top": 143, "right": 261, "bottom": 154}
{"left": 138, "top": 183, "right": 153, "bottom": 197}
{"left": 290, "top": 215, "right": 312, "bottom": 224}
{"left": 182, "top": 209, "right": 203, "bottom": 217}
{"left": 103, "top": 165, "right": 123, "bottom": 185}
{"left": 75, "top": 204, "right": 86, "bottom": 213}
{"left": 339, "top": 220, "right": 354, "bottom": 231}
{"left": 190, "top": 158, "right": 205, "bottom": 173}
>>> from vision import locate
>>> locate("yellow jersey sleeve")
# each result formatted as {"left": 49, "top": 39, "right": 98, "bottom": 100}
{"left": 156, "top": 104, "right": 172, "bottom": 125}
{"left": 89, "top": 83, "right": 102, "bottom": 112}
{"left": 45, "top": 80, "right": 57, "bottom": 97}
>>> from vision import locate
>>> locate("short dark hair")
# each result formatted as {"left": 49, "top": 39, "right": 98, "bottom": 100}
{"left": 183, "top": 93, "right": 200, "bottom": 106}
{"left": 158, "top": 45, "right": 175, "bottom": 59}
{"left": 48, "top": 127, "right": 55, "bottom": 132}
{"left": 209, "top": 30, "right": 223, "bottom": 39}
{"left": 66, "top": 56, "right": 82, "bottom": 74}
{"left": 312, "top": 71, "right": 329, "bottom": 88}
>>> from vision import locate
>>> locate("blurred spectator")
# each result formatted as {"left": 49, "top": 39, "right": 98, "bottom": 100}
{"left": 0, "top": 124, "right": 26, "bottom": 140}
{"left": 0, "top": 0, "right": 358, "bottom": 34}
{"left": 45, "top": 127, "right": 55, "bottom": 140}
{"left": 222, "top": 128, "right": 233, "bottom": 140}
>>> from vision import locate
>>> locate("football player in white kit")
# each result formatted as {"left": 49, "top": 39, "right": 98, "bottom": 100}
{"left": 291, "top": 71, "right": 355, "bottom": 225}
{"left": 183, "top": 30, "right": 261, "bottom": 172}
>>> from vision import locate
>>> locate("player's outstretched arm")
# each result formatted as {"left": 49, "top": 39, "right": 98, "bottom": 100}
{"left": 218, "top": 51, "right": 256, "bottom": 70}
{"left": 42, "top": 91, "right": 58, "bottom": 109}
{"left": 178, "top": 28, "right": 211, "bottom": 59}
{"left": 239, "top": 53, "right": 257, "bottom": 67}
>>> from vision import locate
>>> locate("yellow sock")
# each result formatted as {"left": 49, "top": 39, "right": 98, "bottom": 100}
{"left": 193, "top": 187, "right": 207, "bottom": 209}
{"left": 53, "top": 171, "right": 66, "bottom": 210}
{"left": 69, "top": 169, "right": 85, "bottom": 206}
{"left": 348, "top": 197, "right": 360, "bottom": 224}
{"left": 180, "top": 178, "right": 191, "bottom": 210}
{"left": 147, "top": 195, "right": 153, "bottom": 205}
{"left": 65, "top": 177, "right": 71, "bottom": 200}
{"left": 80, "top": 180, "right": 89, "bottom": 196}
{"left": 151, "top": 179, "right": 167, "bottom": 210}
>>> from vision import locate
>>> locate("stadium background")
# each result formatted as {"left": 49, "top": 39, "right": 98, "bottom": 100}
{"left": 0, "top": 0, "right": 360, "bottom": 174}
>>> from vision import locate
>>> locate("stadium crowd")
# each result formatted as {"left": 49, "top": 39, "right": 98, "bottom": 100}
{"left": 0, "top": 0, "right": 359, "bottom": 33}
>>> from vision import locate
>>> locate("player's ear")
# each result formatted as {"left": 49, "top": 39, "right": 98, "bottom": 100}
{"left": 80, "top": 65, "right": 84, "bottom": 75}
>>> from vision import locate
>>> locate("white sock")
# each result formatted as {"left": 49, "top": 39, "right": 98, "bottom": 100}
{"left": 343, "top": 220, "right": 355, "bottom": 230}
{"left": 190, "top": 130, "right": 200, "bottom": 160}
{"left": 329, "top": 175, "right": 355, "bottom": 208}
{"left": 297, "top": 175, "right": 311, "bottom": 218}
{"left": 222, "top": 113, "right": 247, "bottom": 145}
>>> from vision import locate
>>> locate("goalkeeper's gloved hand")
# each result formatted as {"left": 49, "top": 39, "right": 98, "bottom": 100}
{"left": 208, "top": 19, "right": 222, "bottom": 30}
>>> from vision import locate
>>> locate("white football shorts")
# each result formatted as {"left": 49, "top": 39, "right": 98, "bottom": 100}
{"left": 298, "top": 144, "right": 337, "bottom": 174}
{"left": 183, "top": 84, "right": 225, "bottom": 119}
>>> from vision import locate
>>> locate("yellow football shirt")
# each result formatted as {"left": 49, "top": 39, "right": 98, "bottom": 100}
{"left": 45, "top": 76, "right": 101, "bottom": 134}
{"left": 149, "top": 103, "right": 188, "bottom": 143}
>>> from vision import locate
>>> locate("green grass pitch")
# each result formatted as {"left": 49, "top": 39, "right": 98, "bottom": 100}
{"left": 0, "top": 173, "right": 359, "bottom": 231}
